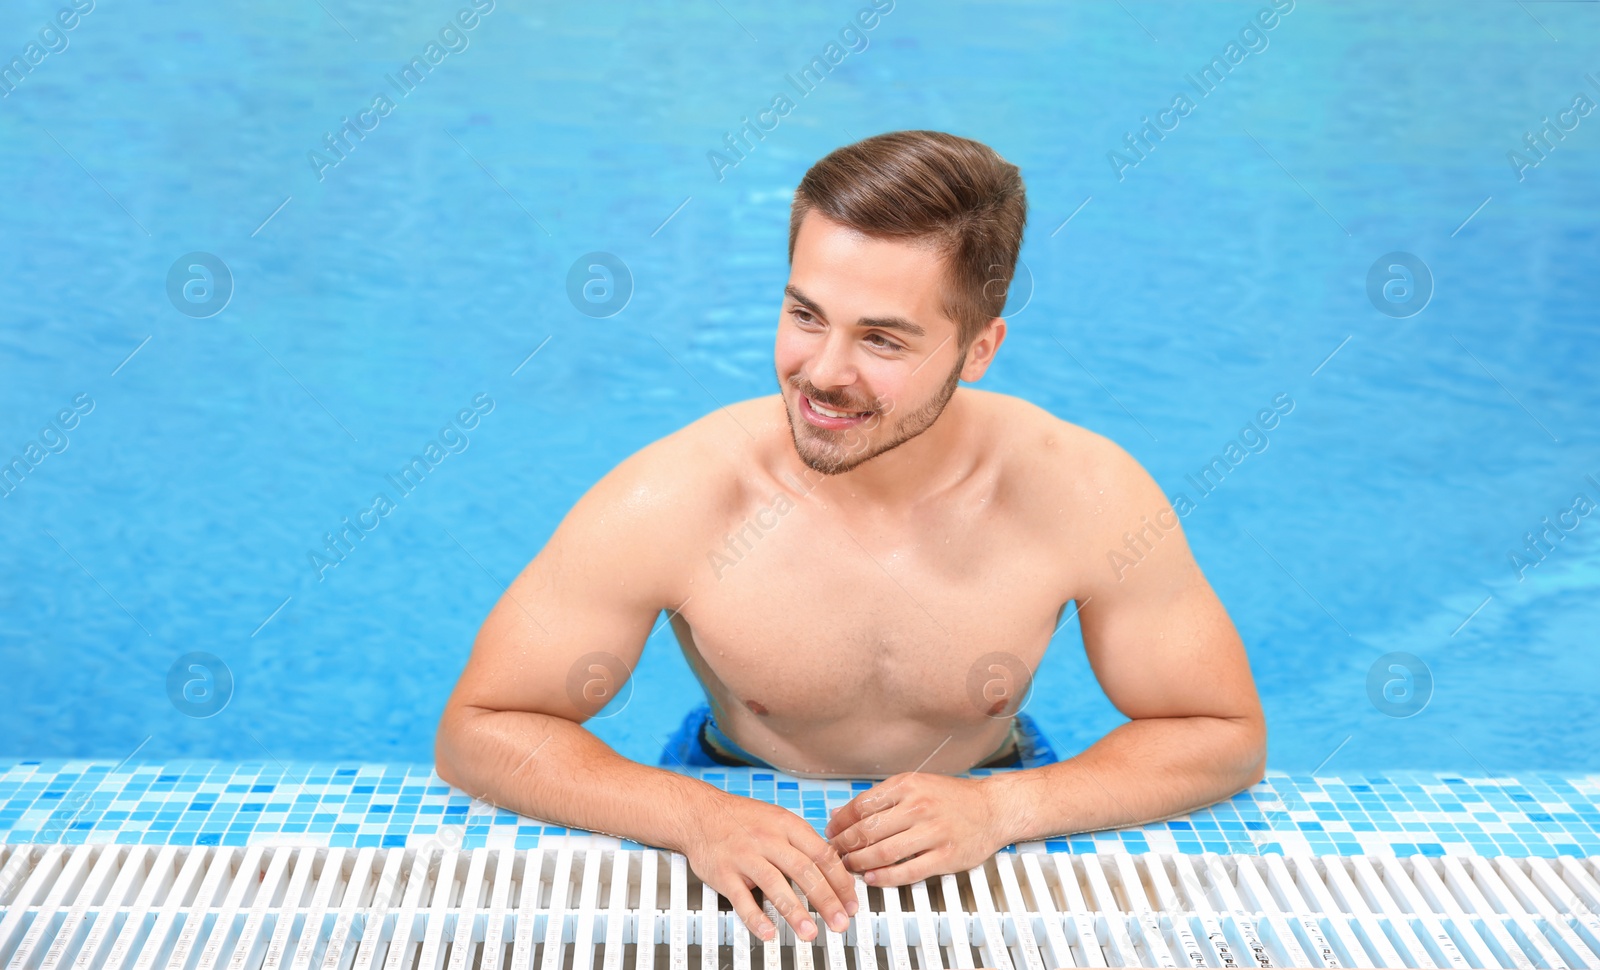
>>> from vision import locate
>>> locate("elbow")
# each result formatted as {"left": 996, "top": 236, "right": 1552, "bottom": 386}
{"left": 1204, "top": 709, "right": 1266, "bottom": 791}
{"left": 1242, "top": 753, "right": 1266, "bottom": 789}
{"left": 1238, "top": 712, "right": 1267, "bottom": 788}
{"left": 433, "top": 702, "right": 487, "bottom": 790}
{"left": 433, "top": 716, "right": 460, "bottom": 790}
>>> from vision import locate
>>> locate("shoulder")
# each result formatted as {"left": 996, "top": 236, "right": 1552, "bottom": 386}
{"left": 976, "top": 389, "right": 1138, "bottom": 482}
{"left": 577, "top": 396, "right": 788, "bottom": 531}
{"left": 584, "top": 404, "right": 748, "bottom": 520}
{"left": 979, "top": 389, "right": 1167, "bottom": 527}
{"left": 540, "top": 403, "right": 755, "bottom": 604}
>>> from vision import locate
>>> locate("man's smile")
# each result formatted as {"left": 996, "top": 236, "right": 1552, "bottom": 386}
{"left": 799, "top": 392, "right": 874, "bottom": 429}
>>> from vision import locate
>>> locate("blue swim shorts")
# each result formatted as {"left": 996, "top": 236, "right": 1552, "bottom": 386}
{"left": 658, "top": 702, "right": 1059, "bottom": 774}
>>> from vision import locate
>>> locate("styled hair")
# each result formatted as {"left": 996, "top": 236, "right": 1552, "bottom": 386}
{"left": 788, "top": 130, "right": 1028, "bottom": 350}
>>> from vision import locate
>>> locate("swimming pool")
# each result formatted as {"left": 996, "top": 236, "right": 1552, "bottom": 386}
{"left": 1, "top": 0, "right": 1597, "bottom": 780}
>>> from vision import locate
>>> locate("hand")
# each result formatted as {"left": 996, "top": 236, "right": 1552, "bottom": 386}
{"left": 824, "top": 773, "right": 1014, "bottom": 887}
{"left": 677, "top": 789, "right": 859, "bottom": 943}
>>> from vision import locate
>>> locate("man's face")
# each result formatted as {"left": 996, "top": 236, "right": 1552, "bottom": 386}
{"left": 775, "top": 211, "right": 972, "bottom": 476}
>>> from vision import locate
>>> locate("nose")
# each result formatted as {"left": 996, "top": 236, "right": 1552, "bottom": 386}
{"left": 805, "top": 329, "right": 858, "bottom": 396}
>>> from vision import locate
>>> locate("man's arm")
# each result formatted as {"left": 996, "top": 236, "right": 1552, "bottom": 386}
{"left": 433, "top": 421, "right": 861, "bottom": 943}
{"left": 982, "top": 435, "right": 1267, "bottom": 843}
{"left": 433, "top": 431, "right": 714, "bottom": 850}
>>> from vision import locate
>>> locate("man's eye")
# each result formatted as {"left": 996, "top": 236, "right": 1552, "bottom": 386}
{"left": 790, "top": 308, "right": 816, "bottom": 325}
{"left": 867, "top": 334, "right": 902, "bottom": 351}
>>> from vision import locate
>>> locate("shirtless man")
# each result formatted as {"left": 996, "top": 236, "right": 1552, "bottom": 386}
{"left": 435, "top": 130, "right": 1266, "bottom": 947}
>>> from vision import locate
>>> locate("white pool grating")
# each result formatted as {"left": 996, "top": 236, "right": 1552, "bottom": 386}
{"left": 1, "top": 843, "right": 1598, "bottom": 969}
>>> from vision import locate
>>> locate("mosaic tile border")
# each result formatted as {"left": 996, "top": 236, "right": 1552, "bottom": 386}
{"left": 2, "top": 760, "right": 1596, "bottom": 858}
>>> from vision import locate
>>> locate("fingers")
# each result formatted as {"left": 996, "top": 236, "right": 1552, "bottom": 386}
{"left": 721, "top": 877, "right": 776, "bottom": 943}
{"left": 856, "top": 847, "right": 935, "bottom": 889}
{"left": 823, "top": 800, "right": 861, "bottom": 839}
{"left": 845, "top": 827, "right": 932, "bottom": 882}
{"left": 750, "top": 861, "right": 820, "bottom": 941}
{"left": 824, "top": 778, "right": 897, "bottom": 838}
{"left": 827, "top": 775, "right": 916, "bottom": 844}
{"left": 784, "top": 839, "right": 855, "bottom": 933}
{"left": 833, "top": 801, "right": 915, "bottom": 861}
{"left": 818, "top": 843, "right": 863, "bottom": 922}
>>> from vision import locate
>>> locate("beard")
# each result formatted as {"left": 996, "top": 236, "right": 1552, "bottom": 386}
{"left": 784, "top": 350, "right": 966, "bottom": 476}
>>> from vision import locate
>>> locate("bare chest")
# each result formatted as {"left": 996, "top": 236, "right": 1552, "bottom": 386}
{"left": 671, "top": 493, "right": 1071, "bottom": 727}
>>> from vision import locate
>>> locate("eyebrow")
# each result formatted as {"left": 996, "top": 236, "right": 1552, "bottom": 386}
{"left": 784, "top": 284, "right": 927, "bottom": 339}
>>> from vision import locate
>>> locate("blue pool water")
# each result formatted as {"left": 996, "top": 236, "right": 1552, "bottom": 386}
{"left": 1, "top": 2, "right": 1596, "bottom": 774}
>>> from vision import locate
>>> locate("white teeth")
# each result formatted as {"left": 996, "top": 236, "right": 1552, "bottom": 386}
{"left": 810, "top": 398, "right": 862, "bottom": 419}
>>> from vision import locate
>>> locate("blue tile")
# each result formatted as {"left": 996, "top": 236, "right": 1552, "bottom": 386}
{"left": 6, "top": 762, "right": 1599, "bottom": 857}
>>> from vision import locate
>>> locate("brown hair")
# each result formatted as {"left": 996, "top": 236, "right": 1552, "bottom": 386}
{"left": 788, "top": 130, "right": 1027, "bottom": 351}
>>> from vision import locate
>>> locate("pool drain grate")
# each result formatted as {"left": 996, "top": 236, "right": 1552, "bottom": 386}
{"left": 1, "top": 842, "right": 1597, "bottom": 968}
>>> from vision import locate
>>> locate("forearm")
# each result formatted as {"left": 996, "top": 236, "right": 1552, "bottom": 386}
{"left": 435, "top": 706, "right": 721, "bottom": 852}
{"left": 982, "top": 714, "right": 1266, "bottom": 844}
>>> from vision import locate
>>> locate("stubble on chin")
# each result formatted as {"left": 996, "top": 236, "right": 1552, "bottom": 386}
{"left": 788, "top": 413, "right": 869, "bottom": 477}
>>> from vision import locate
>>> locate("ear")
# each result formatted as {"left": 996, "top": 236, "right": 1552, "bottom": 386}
{"left": 958, "top": 317, "right": 1006, "bottom": 382}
